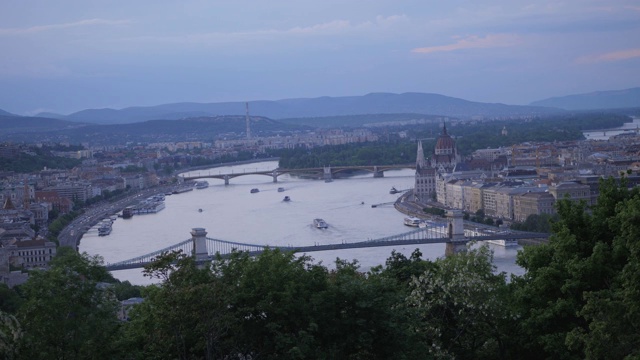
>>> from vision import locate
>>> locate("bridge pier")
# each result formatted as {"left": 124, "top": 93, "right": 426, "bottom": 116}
{"left": 224, "top": 175, "right": 229, "bottom": 185}
{"left": 373, "top": 166, "right": 384, "bottom": 178}
{"left": 323, "top": 166, "right": 333, "bottom": 181}
{"left": 191, "top": 228, "right": 209, "bottom": 265}
{"left": 272, "top": 170, "right": 278, "bottom": 183}
{"left": 445, "top": 209, "right": 467, "bottom": 256}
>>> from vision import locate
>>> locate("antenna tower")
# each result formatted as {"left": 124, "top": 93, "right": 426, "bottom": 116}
{"left": 245, "top": 102, "right": 252, "bottom": 140}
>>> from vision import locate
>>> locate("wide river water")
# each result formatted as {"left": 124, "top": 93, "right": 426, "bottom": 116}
{"left": 80, "top": 161, "right": 524, "bottom": 284}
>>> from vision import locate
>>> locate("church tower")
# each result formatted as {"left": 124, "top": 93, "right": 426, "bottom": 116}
{"left": 414, "top": 140, "right": 436, "bottom": 202}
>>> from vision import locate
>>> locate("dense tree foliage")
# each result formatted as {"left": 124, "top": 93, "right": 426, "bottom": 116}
{"left": 510, "top": 213, "right": 558, "bottom": 233}
{"left": 0, "top": 152, "right": 81, "bottom": 173}
{"left": 511, "top": 177, "right": 640, "bottom": 359}
{"left": 277, "top": 141, "right": 416, "bottom": 169}
{"left": 17, "top": 248, "right": 120, "bottom": 360}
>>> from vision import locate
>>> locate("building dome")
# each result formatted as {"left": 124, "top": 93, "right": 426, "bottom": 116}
{"left": 435, "top": 124, "right": 456, "bottom": 155}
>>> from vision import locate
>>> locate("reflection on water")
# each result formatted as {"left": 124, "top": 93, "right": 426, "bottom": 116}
{"left": 80, "top": 161, "right": 525, "bottom": 284}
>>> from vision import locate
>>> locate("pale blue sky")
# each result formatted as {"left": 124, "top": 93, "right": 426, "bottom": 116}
{"left": 1, "top": 0, "right": 639, "bottom": 115}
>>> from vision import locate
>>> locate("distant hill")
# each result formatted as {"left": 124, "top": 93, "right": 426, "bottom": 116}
{"left": 0, "top": 109, "right": 16, "bottom": 116}
{"left": 0, "top": 115, "right": 307, "bottom": 144}
{"left": 0, "top": 115, "right": 87, "bottom": 136}
{"left": 59, "top": 92, "right": 561, "bottom": 125}
{"left": 35, "top": 111, "right": 66, "bottom": 119}
{"left": 530, "top": 87, "right": 640, "bottom": 110}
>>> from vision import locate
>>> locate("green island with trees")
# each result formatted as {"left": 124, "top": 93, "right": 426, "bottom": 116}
{"left": 1, "top": 177, "right": 639, "bottom": 359}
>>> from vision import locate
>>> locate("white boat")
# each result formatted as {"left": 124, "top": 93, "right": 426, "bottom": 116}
{"left": 98, "top": 225, "right": 112, "bottom": 236}
{"left": 173, "top": 187, "right": 193, "bottom": 194}
{"left": 487, "top": 239, "right": 519, "bottom": 247}
{"left": 195, "top": 181, "right": 209, "bottom": 189}
{"left": 98, "top": 221, "right": 112, "bottom": 236}
{"left": 404, "top": 217, "right": 422, "bottom": 227}
{"left": 133, "top": 198, "right": 166, "bottom": 215}
{"left": 313, "top": 218, "right": 328, "bottom": 229}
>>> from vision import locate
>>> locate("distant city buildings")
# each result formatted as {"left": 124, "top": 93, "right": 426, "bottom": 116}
{"left": 413, "top": 123, "right": 640, "bottom": 224}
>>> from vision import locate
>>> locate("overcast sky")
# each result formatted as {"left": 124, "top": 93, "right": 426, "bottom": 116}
{"left": 1, "top": 0, "right": 639, "bottom": 115}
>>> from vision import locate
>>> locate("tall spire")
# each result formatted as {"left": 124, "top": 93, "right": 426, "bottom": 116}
{"left": 245, "top": 102, "right": 252, "bottom": 140}
{"left": 416, "top": 141, "right": 426, "bottom": 169}
{"left": 442, "top": 122, "right": 448, "bottom": 135}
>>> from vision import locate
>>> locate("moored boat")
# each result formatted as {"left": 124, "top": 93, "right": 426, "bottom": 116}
{"left": 173, "top": 187, "right": 193, "bottom": 194}
{"left": 195, "top": 181, "right": 209, "bottom": 189}
{"left": 98, "top": 220, "right": 113, "bottom": 236}
{"left": 122, "top": 206, "right": 135, "bottom": 219}
{"left": 403, "top": 217, "right": 422, "bottom": 227}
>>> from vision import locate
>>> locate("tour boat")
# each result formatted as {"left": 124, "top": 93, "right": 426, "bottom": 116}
{"left": 313, "top": 218, "right": 328, "bottom": 229}
{"left": 403, "top": 217, "right": 422, "bottom": 227}
{"left": 195, "top": 181, "right": 209, "bottom": 189}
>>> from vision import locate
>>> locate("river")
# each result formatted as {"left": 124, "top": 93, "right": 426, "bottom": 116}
{"left": 80, "top": 161, "right": 524, "bottom": 284}
{"left": 583, "top": 117, "right": 640, "bottom": 140}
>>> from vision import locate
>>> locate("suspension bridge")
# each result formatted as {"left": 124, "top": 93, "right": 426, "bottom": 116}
{"left": 104, "top": 211, "right": 549, "bottom": 271}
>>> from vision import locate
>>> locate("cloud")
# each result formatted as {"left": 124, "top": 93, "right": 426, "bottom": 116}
{"left": 0, "top": 18, "right": 130, "bottom": 36}
{"left": 576, "top": 48, "right": 640, "bottom": 64}
{"left": 118, "top": 15, "right": 408, "bottom": 45}
{"left": 411, "top": 34, "right": 521, "bottom": 54}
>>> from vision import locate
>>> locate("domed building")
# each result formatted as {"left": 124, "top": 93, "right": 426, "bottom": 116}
{"left": 430, "top": 124, "right": 460, "bottom": 172}
{"left": 414, "top": 124, "right": 460, "bottom": 202}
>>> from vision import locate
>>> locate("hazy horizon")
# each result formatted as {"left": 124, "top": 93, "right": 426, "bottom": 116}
{"left": 1, "top": 1, "right": 639, "bottom": 115}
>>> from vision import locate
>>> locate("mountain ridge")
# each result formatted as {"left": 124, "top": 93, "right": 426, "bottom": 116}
{"left": 40, "top": 92, "right": 562, "bottom": 125}
{"left": 530, "top": 87, "right": 640, "bottom": 110}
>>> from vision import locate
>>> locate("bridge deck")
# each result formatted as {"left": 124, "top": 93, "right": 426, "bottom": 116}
{"left": 105, "top": 227, "right": 548, "bottom": 271}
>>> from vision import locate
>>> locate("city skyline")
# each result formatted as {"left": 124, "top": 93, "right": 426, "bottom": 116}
{"left": 1, "top": 0, "right": 639, "bottom": 115}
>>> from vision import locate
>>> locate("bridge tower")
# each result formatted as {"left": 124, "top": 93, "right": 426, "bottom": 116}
{"left": 323, "top": 166, "right": 332, "bottom": 181}
{"left": 373, "top": 166, "right": 384, "bottom": 178}
{"left": 224, "top": 175, "right": 230, "bottom": 185}
{"left": 445, "top": 209, "right": 467, "bottom": 256}
{"left": 191, "top": 228, "right": 209, "bottom": 264}
{"left": 272, "top": 169, "right": 278, "bottom": 183}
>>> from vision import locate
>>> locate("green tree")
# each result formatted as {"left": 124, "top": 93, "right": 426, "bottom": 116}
{"left": 17, "top": 248, "right": 120, "bottom": 360}
{"left": 0, "top": 310, "right": 22, "bottom": 360}
{"left": 512, "top": 177, "right": 640, "bottom": 359}
{"left": 122, "top": 250, "right": 234, "bottom": 360}
{"left": 407, "top": 245, "right": 512, "bottom": 359}
{"left": 0, "top": 284, "right": 22, "bottom": 314}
